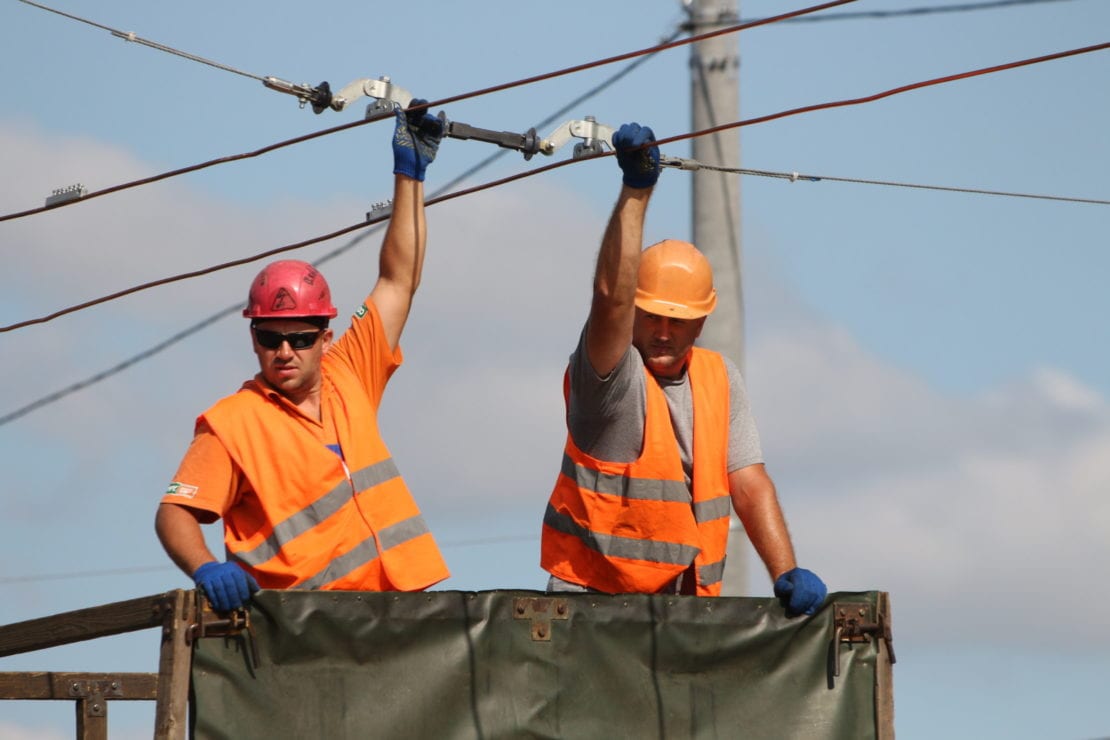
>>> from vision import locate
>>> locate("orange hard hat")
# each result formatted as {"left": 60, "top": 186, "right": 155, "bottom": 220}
{"left": 634, "top": 240, "right": 717, "bottom": 319}
{"left": 242, "top": 260, "right": 338, "bottom": 319}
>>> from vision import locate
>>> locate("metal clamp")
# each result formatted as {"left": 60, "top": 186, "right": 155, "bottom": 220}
{"left": 539, "top": 117, "right": 616, "bottom": 159}
{"left": 44, "top": 183, "right": 87, "bottom": 207}
{"left": 188, "top": 601, "right": 260, "bottom": 669}
{"left": 264, "top": 75, "right": 413, "bottom": 116}
{"left": 829, "top": 601, "right": 896, "bottom": 688}
{"left": 513, "top": 597, "right": 570, "bottom": 641}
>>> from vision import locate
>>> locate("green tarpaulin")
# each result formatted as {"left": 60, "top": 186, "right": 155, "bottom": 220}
{"left": 192, "top": 589, "right": 893, "bottom": 739}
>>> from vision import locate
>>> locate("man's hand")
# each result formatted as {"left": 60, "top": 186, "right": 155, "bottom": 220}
{"left": 773, "top": 567, "right": 827, "bottom": 617}
{"left": 392, "top": 98, "right": 444, "bottom": 182}
{"left": 612, "top": 122, "right": 661, "bottom": 189}
{"left": 193, "top": 561, "right": 260, "bottom": 611}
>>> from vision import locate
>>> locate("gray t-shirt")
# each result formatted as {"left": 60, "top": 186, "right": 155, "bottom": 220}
{"left": 566, "top": 326, "right": 764, "bottom": 487}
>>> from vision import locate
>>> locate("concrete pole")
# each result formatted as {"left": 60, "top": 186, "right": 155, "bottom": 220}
{"left": 686, "top": 0, "right": 747, "bottom": 596}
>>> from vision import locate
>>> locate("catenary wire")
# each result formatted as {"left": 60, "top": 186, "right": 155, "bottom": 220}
{"left": 649, "top": 41, "right": 1110, "bottom": 150}
{"left": 766, "top": 0, "right": 1082, "bottom": 22}
{"left": 0, "top": 0, "right": 856, "bottom": 224}
{"left": 8, "top": 156, "right": 1103, "bottom": 429}
{"left": 0, "top": 25, "right": 688, "bottom": 428}
{"left": 1, "top": 156, "right": 588, "bottom": 334}
{"left": 664, "top": 160, "right": 1110, "bottom": 206}
{"left": 3, "top": 38, "right": 1106, "bottom": 336}
{"left": 16, "top": 0, "right": 266, "bottom": 82}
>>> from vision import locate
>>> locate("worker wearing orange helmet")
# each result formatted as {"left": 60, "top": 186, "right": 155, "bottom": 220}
{"left": 155, "top": 101, "right": 450, "bottom": 611}
{"left": 541, "top": 123, "right": 827, "bottom": 616}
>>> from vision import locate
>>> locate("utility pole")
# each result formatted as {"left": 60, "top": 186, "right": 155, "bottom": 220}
{"left": 686, "top": 0, "right": 747, "bottom": 596}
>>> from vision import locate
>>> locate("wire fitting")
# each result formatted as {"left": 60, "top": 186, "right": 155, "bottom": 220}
{"left": 660, "top": 155, "right": 700, "bottom": 171}
{"left": 367, "top": 200, "right": 393, "bottom": 222}
{"left": 45, "top": 183, "right": 87, "bottom": 207}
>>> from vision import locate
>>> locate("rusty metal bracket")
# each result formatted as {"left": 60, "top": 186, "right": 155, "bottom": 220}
{"left": 67, "top": 678, "right": 123, "bottom": 717}
{"left": 513, "top": 597, "right": 570, "bottom": 641}
{"left": 829, "top": 601, "right": 896, "bottom": 688}
{"left": 187, "top": 601, "right": 260, "bottom": 669}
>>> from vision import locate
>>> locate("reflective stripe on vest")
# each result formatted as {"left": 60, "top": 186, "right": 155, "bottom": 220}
{"left": 543, "top": 502, "right": 700, "bottom": 566}
{"left": 293, "top": 512, "right": 433, "bottom": 591}
{"left": 698, "top": 556, "right": 726, "bottom": 588}
{"left": 560, "top": 453, "right": 690, "bottom": 504}
{"left": 693, "top": 495, "right": 731, "bottom": 524}
{"left": 231, "top": 458, "right": 401, "bottom": 567}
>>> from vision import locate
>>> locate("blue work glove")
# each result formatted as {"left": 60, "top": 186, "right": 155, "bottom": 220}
{"left": 773, "top": 567, "right": 827, "bottom": 617}
{"left": 193, "top": 561, "right": 260, "bottom": 612}
{"left": 612, "top": 122, "right": 661, "bottom": 189}
{"left": 392, "top": 98, "right": 444, "bottom": 182}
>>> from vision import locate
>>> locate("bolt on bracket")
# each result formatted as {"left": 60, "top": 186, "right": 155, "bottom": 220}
{"left": 68, "top": 679, "right": 123, "bottom": 717}
{"left": 513, "top": 597, "right": 570, "bottom": 641}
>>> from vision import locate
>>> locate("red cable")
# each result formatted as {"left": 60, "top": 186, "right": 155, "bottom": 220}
{"left": 653, "top": 41, "right": 1110, "bottom": 147}
{"left": 0, "top": 0, "right": 855, "bottom": 224}
{"left": 3, "top": 39, "right": 1107, "bottom": 334}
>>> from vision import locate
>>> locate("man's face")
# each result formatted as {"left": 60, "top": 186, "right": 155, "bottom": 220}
{"left": 250, "top": 319, "right": 332, "bottom": 400}
{"left": 632, "top": 308, "right": 705, "bottom": 379}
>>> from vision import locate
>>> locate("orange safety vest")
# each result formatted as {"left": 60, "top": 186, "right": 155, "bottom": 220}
{"left": 542, "top": 347, "right": 732, "bottom": 595}
{"left": 202, "top": 366, "right": 449, "bottom": 593}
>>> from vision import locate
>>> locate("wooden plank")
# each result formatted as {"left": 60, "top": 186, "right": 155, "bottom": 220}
{"left": 76, "top": 697, "right": 108, "bottom": 740}
{"left": 875, "top": 591, "right": 896, "bottom": 740}
{"left": 0, "top": 592, "right": 177, "bottom": 657}
{"left": 0, "top": 672, "right": 158, "bottom": 700}
{"left": 154, "top": 588, "right": 195, "bottom": 740}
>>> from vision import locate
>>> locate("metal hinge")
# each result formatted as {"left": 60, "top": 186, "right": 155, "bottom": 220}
{"left": 829, "top": 601, "right": 896, "bottom": 687}
{"left": 513, "top": 597, "right": 570, "bottom": 641}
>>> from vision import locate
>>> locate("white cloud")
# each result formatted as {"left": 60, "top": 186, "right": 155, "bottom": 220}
{"left": 744, "top": 311, "right": 1110, "bottom": 648}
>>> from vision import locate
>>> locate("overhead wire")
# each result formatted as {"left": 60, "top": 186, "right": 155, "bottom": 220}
{"left": 765, "top": 0, "right": 1083, "bottom": 22}
{"left": 0, "top": 23, "right": 688, "bottom": 428}
{"left": 7, "top": 158, "right": 1104, "bottom": 430}
{"left": 0, "top": 0, "right": 856, "bottom": 224}
{"left": 13, "top": 0, "right": 1071, "bottom": 222}
{"left": 16, "top": 0, "right": 266, "bottom": 82}
{"left": 649, "top": 41, "right": 1110, "bottom": 148}
{"left": 665, "top": 161, "right": 1110, "bottom": 206}
{"left": 3, "top": 38, "right": 1107, "bottom": 336}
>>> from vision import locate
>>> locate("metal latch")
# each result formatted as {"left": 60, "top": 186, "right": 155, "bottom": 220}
{"left": 188, "top": 599, "right": 260, "bottom": 669}
{"left": 513, "top": 597, "right": 570, "bottom": 641}
{"left": 829, "top": 601, "right": 896, "bottom": 687}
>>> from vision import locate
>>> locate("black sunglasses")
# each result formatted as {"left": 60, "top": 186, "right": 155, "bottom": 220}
{"left": 253, "top": 327, "right": 323, "bottom": 350}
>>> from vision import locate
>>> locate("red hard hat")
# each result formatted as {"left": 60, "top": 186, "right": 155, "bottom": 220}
{"left": 242, "top": 260, "right": 338, "bottom": 319}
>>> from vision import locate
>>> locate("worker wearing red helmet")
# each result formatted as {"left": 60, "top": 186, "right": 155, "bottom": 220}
{"left": 155, "top": 101, "right": 450, "bottom": 611}
{"left": 541, "top": 123, "right": 827, "bottom": 616}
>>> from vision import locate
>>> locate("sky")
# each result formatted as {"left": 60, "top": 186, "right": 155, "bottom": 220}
{"left": 1, "top": 0, "right": 1108, "bottom": 737}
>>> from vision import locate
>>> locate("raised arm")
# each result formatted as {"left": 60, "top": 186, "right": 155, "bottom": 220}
{"left": 372, "top": 100, "right": 444, "bottom": 350}
{"left": 585, "top": 123, "right": 661, "bottom": 377}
